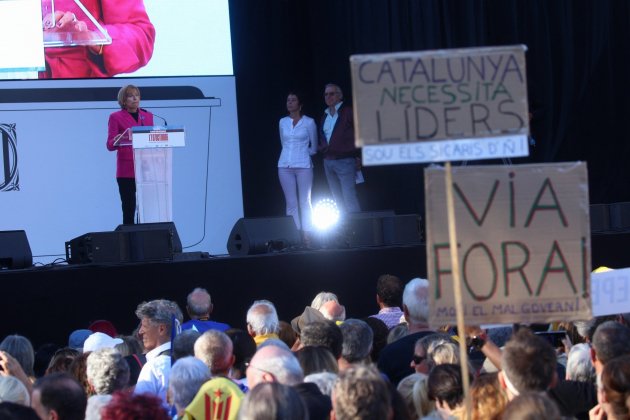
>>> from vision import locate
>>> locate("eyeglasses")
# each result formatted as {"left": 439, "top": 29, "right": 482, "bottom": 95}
{"left": 324, "top": 92, "right": 339, "bottom": 97}
{"left": 412, "top": 354, "right": 426, "bottom": 365}
{"left": 245, "top": 362, "right": 276, "bottom": 380}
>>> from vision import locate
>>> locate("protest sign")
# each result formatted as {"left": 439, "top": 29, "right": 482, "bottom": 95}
{"left": 425, "top": 162, "right": 592, "bottom": 325}
{"left": 350, "top": 45, "right": 530, "bottom": 165}
{"left": 591, "top": 268, "right": 630, "bottom": 316}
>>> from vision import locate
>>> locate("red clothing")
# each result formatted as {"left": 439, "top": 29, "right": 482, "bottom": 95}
{"left": 318, "top": 104, "right": 360, "bottom": 160}
{"left": 106, "top": 109, "right": 154, "bottom": 178}
{"left": 40, "top": 0, "right": 155, "bottom": 78}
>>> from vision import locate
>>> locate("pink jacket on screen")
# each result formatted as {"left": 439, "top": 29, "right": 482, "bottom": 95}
{"left": 106, "top": 109, "right": 154, "bottom": 178}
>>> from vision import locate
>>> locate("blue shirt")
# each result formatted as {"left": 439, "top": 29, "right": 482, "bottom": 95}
{"left": 181, "top": 319, "right": 230, "bottom": 333}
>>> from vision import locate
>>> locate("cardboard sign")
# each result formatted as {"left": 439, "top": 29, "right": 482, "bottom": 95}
{"left": 425, "top": 162, "right": 591, "bottom": 325}
{"left": 592, "top": 268, "right": 630, "bottom": 316}
{"left": 350, "top": 45, "right": 530, "bottom": 165}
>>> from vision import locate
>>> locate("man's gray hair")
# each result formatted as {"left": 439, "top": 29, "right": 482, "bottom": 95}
{"left": 310, "top": 292, "right": 339, "bottom": 310}
{"left": 566, "top": 343, "right": 595, "bottom": 383}
{"left": 416, "top": 334, "right": 453, "bottom": 355}
{"left": 324, "top": 83, "right": 344, "bottom": 100}
{"left": 172, "top": 329, "right": 201, "bottom": 362}
{"left": 135, "top": 299, "right": 183, "bottom": 326}
{"left": 0, "top": 375, "right": 30, "bottom": 405}
{"left": 193, "top": 330, "right": 233, "bottom": 375}
{"left": 403, "top": 278, "right": 430, "bottom": 324}
{"left": 187, "top": 287, "right": 212, "bottom": 316}
{"left": 340, "top": 319, "right": 373, "bottom": 363}
{"left": 247, "top": 300, "right": 280, "bottom": 335}
{"left": 169, "top": 356, "right": 211, "bottom": 411}
{"left": 86, "top": 348, "right": 130, "bottom": 395}
{"left": 255, "top": 347, "right": 304, "bottom": 385}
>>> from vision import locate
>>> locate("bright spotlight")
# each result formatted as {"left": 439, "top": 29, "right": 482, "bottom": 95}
{"left": 312, "top": 198, "right": 340, "bottom": 231}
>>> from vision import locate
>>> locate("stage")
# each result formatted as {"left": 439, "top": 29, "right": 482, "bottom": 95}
{"left": 2, "top": 232, "right": 628, "bottom": 347}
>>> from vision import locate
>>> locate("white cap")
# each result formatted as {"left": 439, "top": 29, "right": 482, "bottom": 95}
{"left": 83, "top": 332, "right": 123, "bottom": 353}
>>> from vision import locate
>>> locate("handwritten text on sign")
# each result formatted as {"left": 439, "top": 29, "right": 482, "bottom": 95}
{"left": 425, "top": 162, "right": 592, "bottom": 325}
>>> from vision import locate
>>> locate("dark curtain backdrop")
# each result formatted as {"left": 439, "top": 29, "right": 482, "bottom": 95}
{"left": 229, "top": 0, "right": 630, "bottom": 219}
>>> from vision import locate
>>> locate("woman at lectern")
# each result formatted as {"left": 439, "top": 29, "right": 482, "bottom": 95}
{"left": 278, "top": 92, "right": 318, "bottom": 245}
{"left": 106, "top": 85, "right": 153, "bottom": 224}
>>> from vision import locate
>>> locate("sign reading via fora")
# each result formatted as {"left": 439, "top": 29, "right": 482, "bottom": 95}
{"left": 350, "top": 45, "right": 530, "bottom": 165}
{"left": 425, "top": 162, "right": 592, "bottom": 325}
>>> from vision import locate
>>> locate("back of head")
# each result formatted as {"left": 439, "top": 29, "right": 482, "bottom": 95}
{"left": 300, "top": 321, "right": 343, "bottom": 359}
{"left": 592, "top": 320, "right": 630, "bottom": 365}
{"left": 239, "top": 382, "right": 307, "bottom": 420}
{"left": 168, "top": 356, "right": 211, "bottom": 412}
{"left": 86, "top": 348, "right": 130, "bottom": 395}
{"left": 295, "top": 346, "right": 338, "bottom": 376}
{"left": 250, "top": 345, "right": 304, "bottom": 386}
{"left": 471, "top": 372, "right": 507, "bottom": 420}
{"left": 501, "top": 392, "right": 561, "bottom": 420}
{"left": 600, "top": 354, "right": 630, "bottom": 419}
{"left": 246, "top": 300, "right": 280, "bottom": 336}
{"left": 310, "top": 292, "right": 339, "bottom": 310}
{"left": 225, "top": 328, "right": 257, "bottom": 379}
{"left": 114, "top": 336, "right": 143, "bottom": 358}
{"left": 194, "top": 330, "right": 233, "bottom": 375}
{"left": 428, "top": 363, "right": 466, "bottom": 410}
{"left": 566, "top": 343, "right": 595, "bottom": 382}
{"left": 100, "top": 391, "right": 169, "bottom": 420}
{"left": 340, "top": 319, "right": 373, "bottom": 363}
{"left": 501, "top": 328, "right": 556, "bottom": 394}
{"left": 396, "top": 373, "right": 425, "bottom": 419}
{"left": 402, "top": 278, "right": 430, "bottom": 325}
{"left": 0, "top": 335, "right": 34, "bottom": 377}
{"left": 377, "top": 274, "right": 404, "bottom": 308}
{"left": 427, "top": 340, "right": 460, "bottom": 370}
{"left": 319, "top": 300, "right": 346, "bottom": 323}
{"left": 0, "top": 402, "right": 39, "bottom": 420}
{"left": 0, "top": 376, "right": 30, "bottom": 405}
{"left": 187, "top": 287, "right": 212, "bottom": 317}
{"left": 33, "top": 373, "right": 87, "bottom": 420}
{"left": 135, "top": 299, "right": 184, "bottom": 336}
{"left": 172, "top": 329, "right": 201, "bottom": 362}
{"left": 332, "top": 364, "right": 391, "bottom": 420}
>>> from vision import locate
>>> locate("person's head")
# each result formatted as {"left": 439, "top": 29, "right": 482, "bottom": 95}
{"left": 286, "top": 92, "right": 303, "bottom": 116}
{"left": 100, "top": 391, "right": 169, "bottom": 420}
{"left": 31, "top": 373, "right": 87, "bottom": 420}
{"left": 428, "top": 364, "right": 467, "bottom": 413}
{"left": 82, "top": 332, "right": 123, "bottom": 353}
{"left": 402, "top": 278, "right": 430, "bottom": 326}
{"left": 86, "top": 348, "right": 129, "bottom": 395}
{"left": 300, "top": 321, "right": 343, "bottom": 359}
{"left": 68, "top": 352, "right": 91, "bottom": 397}
{"left": 0, "top": 335, "right": 35, "bottom": 377}
{"left": 135, "top": 299, "right": 183, "bottom": 351}
{"left": 339, "top": 319, "right": 373, "bottom": 365}
{"left": 566, "top": 343, "right": 596, "bottom": 382}
{"left": 396, "top": 373, "right": 427, "bottom": 419}
{"left": 168, "top": 357, "right": 211, "bottom": 416}
{"left": 331, "top": 364, "right": 391, "bottom": 420}
{"left": 172, "top": 329, "right": 201, "bottom": 363}
{"left": 501, "top": 392, "right": 562, "bottom": 420}
{"left": 387, "top": 323, "right": 408, "bottom": 344}
{"left": 0, "top": 402, "right": 39, "bottom": 420}
{"left": 225, "top": 329, "right": 257, "bottom": 380}
{"left": 186, "top": 287, "right": 212, "bottom": 319}
{"left": 376, "top": 274, "right": 404, "bottom": 308}
{"left": 426, "top": 340, "right": 460, "bottom": 370}
{"left": 304, "top": 371, "right": 338, "bottom": 397}
{"left": 320, "top": 300, "right": 346, "bottom": 323}
{"left": 113, "top": 336, "right": 143, "bottom": 358}
{"left": 239, "top": 382, "right": 308, "bottom": 420}
{"left": 117, "top": 85, "right": 141, "bottom": 111}
{"left": 324, "top": 84, "right": 343, "bottom": 108}
{"left": 295, "top": 346, "right": 338, "bottom": 376}
{"left": 310, "top": 292, "right": 339, "bottom": 310}
{"left": 246, "top": 300, "right": 280, "bottom": 337}
{"left": 500, "top": 328, "right": 557, "bottom": 399}
{"left": 45, "top": 348, "right": 80, "bottom": 376}
{"left": 193, "top": 330, "right": 234, "bottom": 375}
{"left": 411, "top": 333, "right": 453, "bottom": 375}
{"left": 599, "top": 354, "right": 630, "bottom": 419}
{"left": 471, "top": 372, "right": 508, "bottom": 420}
{"left": 361, "top": 317, "right": 389, "bottom": 362}
{"left": 0, "top": 376, "right": 30, "bottom": 405}
{"left": 246, "top": 345, "right": 304, "bottom": 389}
{"left": 278, "top": 321, "right": 297, "bottom": 349}
{"left": 591, "top": 321, "right": 630, "bottom": 372}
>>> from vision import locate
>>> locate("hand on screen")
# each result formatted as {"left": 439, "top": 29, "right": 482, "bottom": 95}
{"left": 43, "top": 11, "right": 88, "bottom": 32}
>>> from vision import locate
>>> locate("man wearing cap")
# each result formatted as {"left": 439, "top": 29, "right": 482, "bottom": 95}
{"left": 83, "top": 332, "right": 123, "bottom": 353}
{"left": 133, "top": 299, "right": 183, "bottom": 407}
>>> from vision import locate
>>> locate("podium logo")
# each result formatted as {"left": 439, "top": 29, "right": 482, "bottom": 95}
{"left": 0, "top": 124, "right": 19, "bottom": 191}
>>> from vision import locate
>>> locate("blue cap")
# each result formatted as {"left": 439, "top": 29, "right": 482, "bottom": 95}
{"left": 68, "top": 329, "right": 92, "bottom": 350}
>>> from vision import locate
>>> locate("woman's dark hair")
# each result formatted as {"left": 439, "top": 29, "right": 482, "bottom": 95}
{"left": 428, "top": 363, "right": 468, "bottom": 410}
{"left": 46, "top": 348, "right": 80, "bottom": 375}
{"left": 601, "top": 354, "right": 630, "bottom": 419}
{"left": 295, "top": 345, "right": 338, "bottom": 376}
{"left": 286, "top": 91, "right": 304, "bottom": 115}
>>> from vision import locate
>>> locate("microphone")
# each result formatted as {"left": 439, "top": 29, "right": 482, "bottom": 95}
{"left": 140, "top": 108, "right": 167, "bottom": 125}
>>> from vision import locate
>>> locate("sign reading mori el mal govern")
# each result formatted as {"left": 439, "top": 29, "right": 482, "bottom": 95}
{"left": 350, "top": 45, "right": 530, "bottom": 165}
{"left": 425, "top": 162, "right": 591, "bottom": 325}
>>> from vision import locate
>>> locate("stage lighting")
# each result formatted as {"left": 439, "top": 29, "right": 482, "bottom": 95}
{"left": 312, "top": 198, "right": 340, "bottom": 231}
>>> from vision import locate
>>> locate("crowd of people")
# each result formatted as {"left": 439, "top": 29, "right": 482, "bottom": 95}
{"left": 0, "top": 275, "right": 629, "bottom": 419}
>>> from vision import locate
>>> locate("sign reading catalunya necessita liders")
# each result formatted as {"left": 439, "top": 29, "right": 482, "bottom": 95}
{"left": 425, "top": 162, "right": 592, "bottom": 325}
{"left": 350, "top": 45, "right": 530, "bottom": 165}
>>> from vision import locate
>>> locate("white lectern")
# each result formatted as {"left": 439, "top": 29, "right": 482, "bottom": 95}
{"left": 131, "top": 125, "right": 185, "bottom": 223}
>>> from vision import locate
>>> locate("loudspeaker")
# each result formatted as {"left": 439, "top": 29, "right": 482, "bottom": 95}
{"left": 590, "top": 204, "right": 611, "bottom": 232}
{"left": 116, "top": 222, "right": 182, "bottom": 256}
{"left": 344, "top": 212, "right": 393, "bottom": 247}
{"left": 227, "top": 217, "right": 301, "bottom": 256}
{"left": 382, "top": 214, "right": 423, "bottom": 245}
{"left": 610, "top": 202, "right": 630, "bottom": 230}
{"left": 65, "top": 231, "right": 128, "bottom": 264}
{"left": 0, "top": 230, "right": 32, "bottom": 269}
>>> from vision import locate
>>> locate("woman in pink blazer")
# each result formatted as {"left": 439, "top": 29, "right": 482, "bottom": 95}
{"left": 106, "top": 85, "right": 154, "bottom": 224}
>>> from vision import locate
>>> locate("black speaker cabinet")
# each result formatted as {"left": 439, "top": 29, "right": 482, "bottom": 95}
{"left": 0, "top": 230, "right": 32, "bottom": 269}
{"left": 65, "top": 231, "right": 129, "bottom": 264}
{"left": 227, "top": 217, "right": 300, "bottom": 256}
{"left": 116, "top": 222, "right": 182, "bottom": 255}
{"left": 382, "top": 214, "right": 423, "bottom": 245}
{"left": 590, "top": 204, "right": 611, "bottom": 233}
{"left": 609, "top": 202, "right": 630, "bottom": 231}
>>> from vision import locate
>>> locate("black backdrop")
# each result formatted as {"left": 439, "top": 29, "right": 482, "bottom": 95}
{"left": 229, "top": 0, "right": 630, "bottom": 219}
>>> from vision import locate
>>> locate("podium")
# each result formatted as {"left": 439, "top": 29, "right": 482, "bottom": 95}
{"left": 129, "top": 125, "right": 185, "bottom": 223}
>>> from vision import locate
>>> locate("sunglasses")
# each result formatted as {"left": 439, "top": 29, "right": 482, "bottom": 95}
{"left": 412, "top": 354, "right": 426, "bottom": 365}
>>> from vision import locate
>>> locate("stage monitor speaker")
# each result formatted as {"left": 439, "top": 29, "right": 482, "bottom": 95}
{"left": 382, "top": 214, "right": 423, "bottom": 245}
{"left": 0, "top": 230, "right": 33, "bottom": 269}
{"left": 609, "top": 202, "right": 630, "bottom": 231}
{"left": 65, "top": 231, "right": 128, "bottom": 264}
{"left": 344, "top": 211, "right": 394, "bottom": 248}
{"left": 590, "top": 204, "right": 611, "bottom": 232}
{"left": 115, "top": 222, "right": 182, "bottom": 254}
{"left": 227, "top": 217, "right": 300, "bottom": 256}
